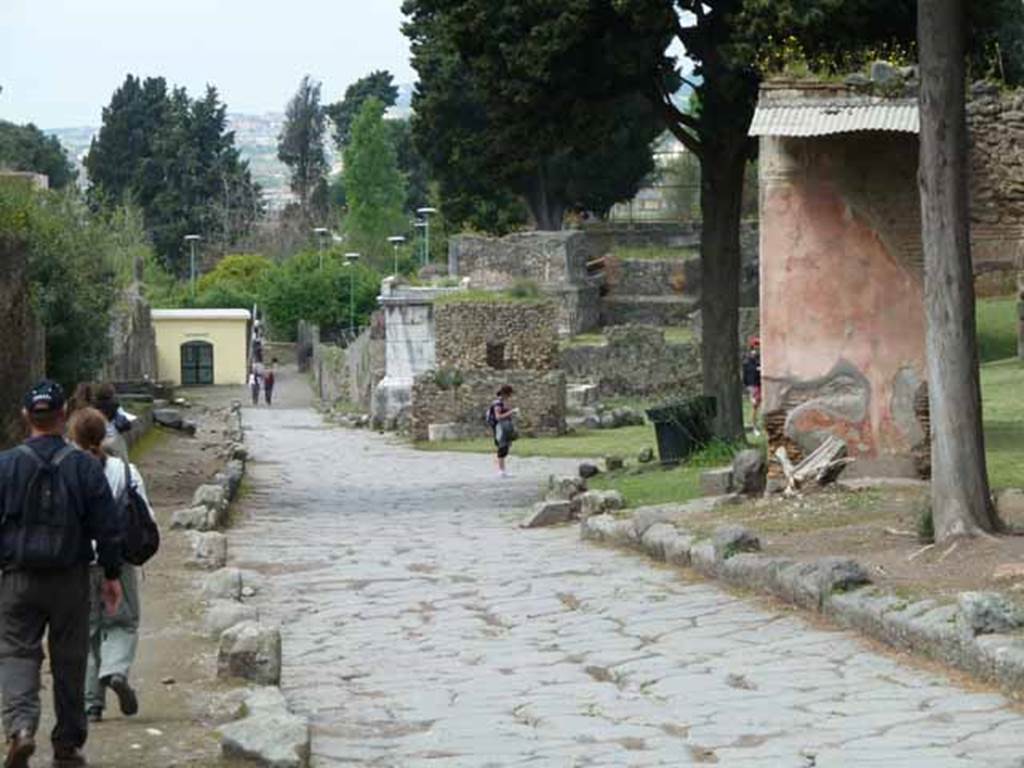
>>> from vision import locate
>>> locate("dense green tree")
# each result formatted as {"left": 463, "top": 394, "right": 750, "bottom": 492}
{"left": 403, "top": 1, "right": 667, "bottom": 230}
{"left": 259, "top": 250, "right": 381, "bottom": 340}
{"left": 86, "top": 75, "right": 262, "bottom": 274}
{"left": 0, "top": 182, "right": 149, "bottom": 388}
{"left": 278, "top": 75, "right": 329, "bottom": 222}
{"left": 388, "top": 118, "right": 431, "bottom": 213}
{"left": 325, "top": 70, "right": 400, "bottom": 149}
{"left": 0, "top": 121, "right": 76, "bottom": 189}
{"left": 195, "top": 252, "right": 277, "bottom": 310}
{"left": 342, "top": 98, "right": 407, "bottom": 269}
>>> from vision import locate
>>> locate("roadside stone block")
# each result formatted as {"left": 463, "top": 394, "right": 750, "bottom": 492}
{"left": 700, "top": 467, "right": 734, "bottom": 497}
{"left": 171, "top": 506, "right": 211, "bottom": 531}
{"left": 995, "top": 488, "right": 1024, "bottom": 530}
{"left": 605, "top": 455, "right": 625, "bottom": 472}
{"left": 957, "top": 591, "right": 1024, "bottom": 637}
{"left": 579, "top": 462, "right": 601, "bottom": 479}
{"left": 711, "top": 525, "right": 760, "bottom": 561}
{"left": 193, "top": 483, "right": 228, "bottom": 512}
{"left": 204, "top": 600, "right": 258, "bottom": 637}
{"left": 186, "top": 531, "right": 228, "bottom": 570}
{"left": 218, "top": 621, "right": 282, "bottom": 686}
{"left": 203, "top": 568, "right": 243, "bottom": 601}
{"left": 219, "top": 687, "right": 310, "bottom": 768}
{"left": 664, "top": 533, "right": 695, "bottom": 566}
{"left": 521, "top": 500, "right": 573, "bottom": 529}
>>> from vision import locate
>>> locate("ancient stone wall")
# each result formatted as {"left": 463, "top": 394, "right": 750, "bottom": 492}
{"left": 0, "top": 238, "right": 45, "bottom": 448}
{"left": 310, "top": 325, "right": 386, "bottom": 410}
{"left": 559, "top": 325, "right": 701, "bottom": 398}
{"left": 448, "top": 231, "right": 602, "bottom": 335}
{"left": 967, "top": 85, "right": 1024, "bottom": 288}
{"left": 410, "top": 369, "right": 566, "bottom": 442}
{"left": 434, "top": 301, "right": 559, "bottom": 372}
{"left": 102, "top": 284, "right": 157, "bottom": 383}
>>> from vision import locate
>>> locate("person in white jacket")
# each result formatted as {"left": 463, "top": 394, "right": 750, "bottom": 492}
{"left": 68, "top": 408, "right": 155, "bottom": 723}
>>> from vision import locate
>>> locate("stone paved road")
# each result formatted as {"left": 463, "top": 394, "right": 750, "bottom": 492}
{"left": 232, "top": 403, "right": 1024, "bottom": 767}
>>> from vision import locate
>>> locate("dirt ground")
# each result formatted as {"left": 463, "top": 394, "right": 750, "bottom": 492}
{"left": 32, "top": 387, "right": 252, "bottom": 768}
{"left": 664, "top": 482, "right": 1024, "bottom": 605}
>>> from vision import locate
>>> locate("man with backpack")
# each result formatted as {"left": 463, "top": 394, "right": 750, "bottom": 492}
{"left": 0, "top": 381, "right": 123, "bottom": 768}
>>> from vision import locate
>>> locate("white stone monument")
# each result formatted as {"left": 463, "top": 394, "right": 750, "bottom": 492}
{"left": 372, "top": 277, "right": 466, "bottom": 427}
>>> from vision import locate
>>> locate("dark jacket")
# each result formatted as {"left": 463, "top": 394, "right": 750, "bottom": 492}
{"left": 0, "top": 436, "right": 122, "bottom": 579}
{"left": 742, "top": 352, "right": 761, "bottom": 387}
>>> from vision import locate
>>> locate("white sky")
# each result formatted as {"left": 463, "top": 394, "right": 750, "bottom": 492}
{"left": 0, "top": 0, "right": 417, "bottom": 128}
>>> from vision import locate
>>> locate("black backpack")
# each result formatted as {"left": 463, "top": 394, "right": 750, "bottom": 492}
{"left": 11, "top": 444, "right": 83, "bottom": 569}
{"left": 116, "top": 460, "right": 160, "bottom": 566}
{"left": 485, "top": 402, "right": 499, "bottom": 429}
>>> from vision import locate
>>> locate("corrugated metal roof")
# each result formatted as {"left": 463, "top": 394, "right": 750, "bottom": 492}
{"left": 749, "top": 99, "right": 919, "bottom": 137}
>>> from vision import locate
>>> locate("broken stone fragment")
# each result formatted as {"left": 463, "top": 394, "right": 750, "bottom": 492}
{"left": 605, "top": 455, "right": 624, "bottom": 472}
{"left": 547, "top": 475, "right": 586, "bottom": 501}
{"left": 579, "top": 462, "right": 601, "bottom": 479}
{"left": 521, "top": 500, "right": 573, "bottom": 529}
{"left": 732, "top": 449, "right": 767, "bottom": 496}
{"left": 700, "top": 467, "right": 734, "bottom": 497}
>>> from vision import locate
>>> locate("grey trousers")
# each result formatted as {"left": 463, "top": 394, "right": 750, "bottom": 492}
{"left": 0, "top": 566, "right": 90, "bottom": 748}
{"left": 85, "top": 565, "right": 139, "bottom": 713}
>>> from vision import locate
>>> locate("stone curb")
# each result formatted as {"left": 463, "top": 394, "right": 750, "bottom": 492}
{"left": 581, "top": 512, "right": 1024, "bottom": 700}
{"left": 186, "top": 402, "right": 312, "bottom": 767}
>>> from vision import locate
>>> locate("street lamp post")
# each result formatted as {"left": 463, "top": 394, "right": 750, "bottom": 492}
{"left": 344, "top": 252, "right": 361, "bottom": 335}
{"left": 416, "top": 207, "right": 437, "bottom": 266}
{"left": 313, "top": 227, "right": 330, "bottom": 270}
{"left": 184, "top": 234, "right": 201, "bottom": 297}
{"left": 387, "top": 235, "right": 406, "bottom": 277}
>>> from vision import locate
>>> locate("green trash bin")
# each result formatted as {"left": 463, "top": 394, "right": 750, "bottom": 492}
{"left": 645, "top": 396, "right": 717, "bottom": 466}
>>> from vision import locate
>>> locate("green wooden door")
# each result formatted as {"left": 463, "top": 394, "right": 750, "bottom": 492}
{"left": 181, "top": 341, "right": 214, "bottom": 385}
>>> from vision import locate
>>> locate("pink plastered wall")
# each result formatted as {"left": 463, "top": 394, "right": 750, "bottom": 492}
{"left": 759, "top": 133, "right": 927, "bottom": 473}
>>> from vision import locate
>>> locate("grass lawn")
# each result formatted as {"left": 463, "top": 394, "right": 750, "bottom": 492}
{"left": 977, "top": 296, "right": 1017, "bottom": 363}
{"left": 980, "top": 358, "right": 1024, "bottom": 490}
{"left": 416, "top": 424, "right": 656, "bottom": 459}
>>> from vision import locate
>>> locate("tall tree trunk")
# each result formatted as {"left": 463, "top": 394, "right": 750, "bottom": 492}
{"left": 525, "top": 164, "right": 565, "bottom": 231}
{"left": 918, "top": 0, "right": 999, "bottom": 540}
{"left": 699, "top": 143, "right": 748, "bottom": 441}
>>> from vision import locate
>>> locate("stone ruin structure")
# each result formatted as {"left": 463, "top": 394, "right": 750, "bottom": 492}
{"left": 751, "top": 76, "right": 1024, "bottom": 480}
{"left": 410, "top": 298, "right": 566, "bottom": 442}
{"left": 102, "top": 259, "right": 157, "bottom": 384}
{"left": 448, "top": 231, "right": 602, "bottom": 336}
{"left": 371, "top": 278, "right": 464, "bottom": 428}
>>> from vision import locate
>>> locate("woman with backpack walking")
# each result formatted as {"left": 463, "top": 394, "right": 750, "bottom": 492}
{"left": 487, "top": 385, "right": 519, "bottom": 478}
{"left": 68, "top": 408, "right": 155, "bottom": 723}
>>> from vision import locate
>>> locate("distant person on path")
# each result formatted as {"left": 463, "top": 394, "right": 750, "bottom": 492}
{"left": 248, "top": 368, "right": 261, "bottom": 407}
{"left": 264, "top": 359, "right": 277, "bottom": 406}
{"left": 69, "top": 409, "right": 151, "bottom": 725}
{"left": 0, "top": 381, "right": 123, "bottom": 768}
{"left": 742, "top": 337, "right": 763, "bottom": 437}
{"left": 487, "top": 385, "right": 519, "bottom": 478}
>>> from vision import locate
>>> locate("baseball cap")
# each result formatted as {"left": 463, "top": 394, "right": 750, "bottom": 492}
{"left": 23, "top": 380, "right": 66, "bottom": 413}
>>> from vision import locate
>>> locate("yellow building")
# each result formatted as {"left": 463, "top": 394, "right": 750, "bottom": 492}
{"left": 151, "top": 309, "right": 250, "bottom": 386}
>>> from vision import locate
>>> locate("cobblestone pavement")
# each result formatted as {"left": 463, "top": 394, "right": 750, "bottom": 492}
{"left": 232, "top": 404, "right": 1024, "bottom": 767}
